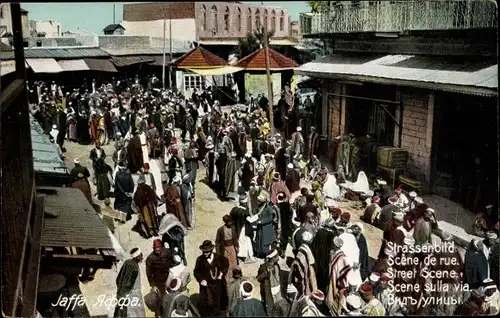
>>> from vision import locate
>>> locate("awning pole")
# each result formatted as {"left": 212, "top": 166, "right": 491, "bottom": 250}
{"left": 263, "top": 25, "right": 274, "bottom": 130}
{"left": 169, "top": 18, "right": 173, "bottom": 89}
{"left": 162, "top": 18, "right": 166, "bottom": 90}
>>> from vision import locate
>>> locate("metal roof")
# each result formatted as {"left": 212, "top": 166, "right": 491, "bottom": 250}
{"left": 296, "top": 53, "right": 498, "bottom": 96}
{"left": 38, "top": 186, "right": 115, "bottom": 249}
{"left": 1, "top": 47, "right": 109, "bottom": 60}
{"left": 30, "top": 115, "right": 69, "bottom": 175}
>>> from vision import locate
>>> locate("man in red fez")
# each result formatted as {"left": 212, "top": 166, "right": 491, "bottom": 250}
{"left": 146, "top": 239, "right": 174, "bottom": 317}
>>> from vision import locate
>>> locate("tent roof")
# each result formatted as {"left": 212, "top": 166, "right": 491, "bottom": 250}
{"left": 173, "top": 46, "right": 228, "bottom": 69}
{"left": 236, "top": 47, "right": 299, "bottom": 70}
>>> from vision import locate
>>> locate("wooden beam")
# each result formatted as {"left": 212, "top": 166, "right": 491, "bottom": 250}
{"left": 46, "top": 254, "right": 115, "bottom": 269}
{"left": 0, "top": 79, "right": 25, "bottom": 119}
{"left": 21, "top": 195, "right": 44, "bottom": 318}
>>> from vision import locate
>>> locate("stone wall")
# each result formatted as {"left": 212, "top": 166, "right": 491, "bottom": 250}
{"left": 400, "top": 89, "right": 433, "bottom": 189}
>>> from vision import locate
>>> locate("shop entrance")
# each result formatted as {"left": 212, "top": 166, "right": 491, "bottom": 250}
{"left": 432, "top": 92, "right": 498, "bottom": 217}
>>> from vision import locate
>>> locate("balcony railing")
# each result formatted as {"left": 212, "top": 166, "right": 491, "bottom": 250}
{"left": 301, "top": 0, "right": 498, "bottom": 35}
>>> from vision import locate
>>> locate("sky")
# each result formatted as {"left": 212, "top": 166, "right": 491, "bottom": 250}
{"left": 22, "top": 2, "right": 310, "bottom": 35}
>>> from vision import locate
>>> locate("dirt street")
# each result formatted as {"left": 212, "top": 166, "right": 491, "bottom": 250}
{"left": 62, "top": 139, "right": 382, "bottom": 317}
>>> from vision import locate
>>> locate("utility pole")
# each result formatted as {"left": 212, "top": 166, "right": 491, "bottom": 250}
{"left": 169, "top": 18, "right": 173, "bottom": 89}
{"left": 262, "top": 26, "right": 274, "bottom": 130}
{"left": 162, "top": 18, "right": 166, "bottom": 89}
{"left": 113, "top": 4, "right": 116, "bottom": 24}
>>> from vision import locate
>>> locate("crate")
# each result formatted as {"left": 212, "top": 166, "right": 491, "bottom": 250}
{"left": 377, "top": 147, "right": 408, "bottom": 169}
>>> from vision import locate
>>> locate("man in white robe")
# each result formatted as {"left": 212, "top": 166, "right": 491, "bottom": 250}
{"left": 338, "top": 226, "right": 363, "bottom": 287}
{"left": 148, "top": 158, "right": 165, "bottom": 199}
{"left": 139, "top": 131, "right": 149, "bottom": 164}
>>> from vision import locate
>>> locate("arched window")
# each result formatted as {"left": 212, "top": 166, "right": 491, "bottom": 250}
{"left": 211, "top": 5, "right": 218, "bottom": 33}
{"left": 264, "top": 9, "right": 268, "bottom": 31}
{"left": 224, "top": 6, "right": 230, "bottom": 31}
{"left": 201, "top": 5, "right": 207, "bottom": 31}
{"left": 271, "top": 10, "right": 276, "bottom": 33}
{"left": 279, "top": 10, "right": 284, "bottom": 31}
{"left": 237, "top": 7, "right": 242, "bottom": 31}
{"left": 255, "top": 9, "right": 261, "bottom": 30}
{"left": 247, "top": 8, "right": 252, "bottom": 32}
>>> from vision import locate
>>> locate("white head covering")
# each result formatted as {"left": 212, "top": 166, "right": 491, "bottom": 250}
{"left": 333, "top": 237, "right": 343, "bottom": 248}
{"left": 130, "top": 248, "right": 142, "bottom": 258}
{"left": 52, "top": 124, "right": 57, "bottom": 129}
{"left": 409, "top": 191, "right": 417, "bottom": 198}
{"left": 287, "top": 163, "right": 294, "bottom": 169}
{"left": 73, "top": 158, "right": 80, "bottom": 164}
{"left": 369, "top": 272, "right": 380, "bottom": 282}
{"left": 301, "top": 231, "right": 313, "bottom": 243}
{"left": 239, "top": 281, "right": 254, "bottom": 298}
{"left": 296, "top": 126, "right": 302, "bottom": 132}
{"left": 346, "top": 294, "right": 362, "bottom": 310}
{"left": 172, "top": 175, "right": 182, "bottom": 184}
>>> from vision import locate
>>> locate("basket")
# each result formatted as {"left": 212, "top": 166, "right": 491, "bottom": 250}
{"left": 377, "top": 147, "right": 408, "bottom": 169}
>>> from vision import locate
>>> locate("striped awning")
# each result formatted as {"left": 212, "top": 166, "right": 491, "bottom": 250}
{"left": 57, "top": 59, "right": 90, "bottom": 72}
{"left": 26, "top": 58, "right": 63, "bottom": 73}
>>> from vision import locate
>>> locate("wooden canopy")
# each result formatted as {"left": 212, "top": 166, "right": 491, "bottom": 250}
{"left": 173, "top": 46, "right": 228, "bottom": 69}
{"left": 236, "top": 47, "right": 299, "bottom": 71}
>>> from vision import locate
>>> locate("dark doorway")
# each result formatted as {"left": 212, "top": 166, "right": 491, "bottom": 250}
{"left": 432, "top": 92, "right": 498, "bottom": 217}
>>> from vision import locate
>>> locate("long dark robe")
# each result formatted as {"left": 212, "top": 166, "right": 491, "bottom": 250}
{"left": 231, "top": 298, "right": 267, "bottom": 317}
{"left": 254, "top": 203, "right": 277, "bottom": 258}
{"left": 95, "top": 158, "right": 112, "bottom": 200}
{"left": 285, "top": 170, "right": 301, "bottom": 194}
{"left": 257, "top": 262, "right": 281, "bottom": 315}
{"left": 134, "top": 184, "right": 160, "bottom": 237}
{"left": 311, "top": 227, "right": 336, "bottom": 293}
{"left": 224, "top": 157, "right": 237, "bottom": 197}
{"left": 168, "top": 156, "right": 184, "bottom": 182}
{"left": 114, "top": 169, "right": 134, "bottom": 215}
{"left": 114, "top": 259, "right": 139, "bottom": 318}
{"left": 164, "top": 185, "right": 188, "bottom": 227}
{"left": 193, "top": 254, "right": 229, "bottom": 317}
{"left": 241, "top": 160, "right": 255, "bottom": 192}
{"left": 274, "top": 147, "right": 287, "bottom": 181}
{"left": 237, "top": 131, "right": 247, "bottom": 159}
{"left": 277, "top": 201, "right": 293, "bottom": 253}
{"left": 180, "top": 181, "right": 194, "bottom": 228}
{"left": 206, "top": 151, "right": 217, "bottom": 187}
{"left": 356, "top": 233, "right": 370, "bottom": 281}
{"left": 229, "top": 206, "right": 252, "bottom": 240}
{"left": 127, "top": 136, "right": 144, "bottom": 173}
{"left": 57, "top": 111, "right": 67, "bottom": 147}
{"left": 463, "top": 247, "right": 489, "bottom": 289}
{"left": 307, "top": 132, "right": 320, "bottom": 159}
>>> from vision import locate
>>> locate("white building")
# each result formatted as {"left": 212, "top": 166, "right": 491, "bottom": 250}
{"left": 32, "top": 20, "right": 61, "bottom": 37}
{"left": 0, "top": 4, "right": 30, "bottom": 38}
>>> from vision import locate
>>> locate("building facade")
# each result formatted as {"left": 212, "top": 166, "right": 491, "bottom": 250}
{"left": 296, "top": 0, "right": 498, "bottom": 210}
{"left": 31, "top": 20, "right": 62, "bottom": 37}
{"left": 121, "top": 1, "right": 293, "bottom": 43}
{"left": 0, "top": 4, "right": 29, "bottom": 38}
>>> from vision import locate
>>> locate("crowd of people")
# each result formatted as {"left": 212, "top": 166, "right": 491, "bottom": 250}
{"left": 30, "top": 78, "right": 499, "bottom": 317}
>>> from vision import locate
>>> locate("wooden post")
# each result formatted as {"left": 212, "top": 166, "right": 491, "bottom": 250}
{"left": 162, "top": 18, "right": 166, "bottom": 89}
{"left": 262, "top": 26, "right": 274, "bottom": 130}
{"left": 169, "top": 18, "right": 173, "bottom": 88}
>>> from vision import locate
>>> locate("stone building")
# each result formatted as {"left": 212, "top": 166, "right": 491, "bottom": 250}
{"left": 31, "top": 20, "right": 62, "bottom": 37}
{"left": 121, "top": 2, "right": 296, "bottom": 46}
{"left": 0, "top": 4, "right": 29, "bottom": 38}
{"left": 296, "top": 0, "right": 498, "bottom": 211}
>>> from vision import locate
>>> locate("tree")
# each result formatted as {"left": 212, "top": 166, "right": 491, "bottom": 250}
{"left": 235, "top": 28, "right": 274, "bottom": 59}
{"left": 308, "top": 1, "right": 322, "bottom": 13}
